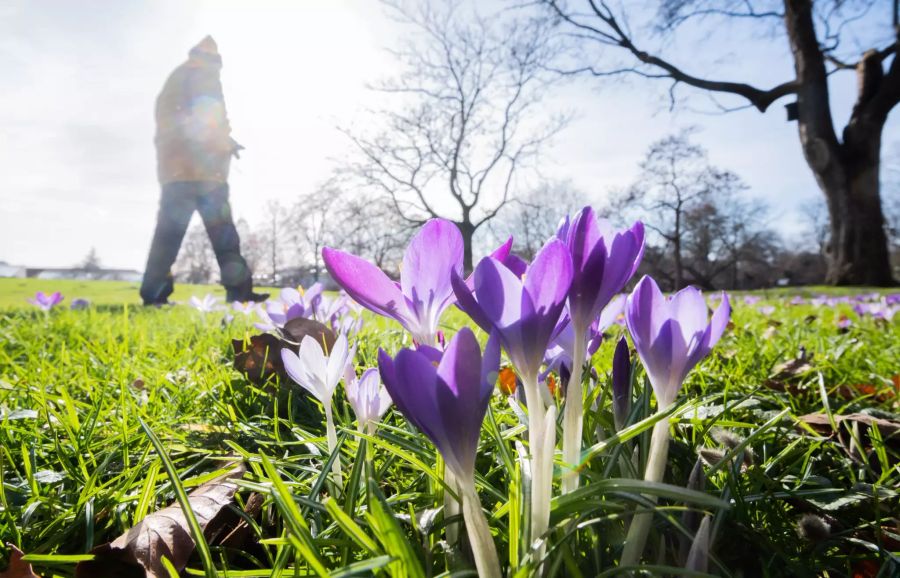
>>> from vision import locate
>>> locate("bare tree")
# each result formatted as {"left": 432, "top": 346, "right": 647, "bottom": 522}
{"left": 257, "top": 200, "right": 287, "bottom": 285}
{"left": 620, "top": 131, "right": 723, "bottom": 289}
{"left": 541, "top": 0, "right": 899, "bottom": 286}
{"left": 343, "top": 0, "right": 567, "bottom": 271}
{"left": 174, "top": 221, "right": 217, "bottom": 284}
{"left": 487, "top": 179, "right": 587, "bottom": 260}
{"left": 682, "top": 189, "right": 781, "bottom": 288}
{"left": 332, "top": 193, "right": 416, "bottom": 274}
{"left": 286, "top": 184, "right": 344, "bottom": 282}
{"left": 235, "top": 218, "right": 267, "bottom": 282}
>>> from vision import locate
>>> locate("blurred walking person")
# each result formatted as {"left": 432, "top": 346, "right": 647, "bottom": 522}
{"left": 140, "top": 36, "right": 267, "bottom": 305}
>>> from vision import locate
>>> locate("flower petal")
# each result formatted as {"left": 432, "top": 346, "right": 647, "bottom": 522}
{"left": 400, "top": 219, "right": 463, "bottom": 338}
{"left": 323, "top": 247, "right": 410, "bottom": 324}
{"left": 524, "top": 239, "right": 573, "bottom": 315}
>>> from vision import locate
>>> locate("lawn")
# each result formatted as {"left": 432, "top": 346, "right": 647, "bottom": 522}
{"left": 0, "top": 279, "right": 897, "bottom": 576}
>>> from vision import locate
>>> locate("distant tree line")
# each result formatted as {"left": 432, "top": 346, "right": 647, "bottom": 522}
{"left": 174, "top": 128, "right": 899, "bottom": 291}
{"left": 175, "top": 0, "right": 900, "bottom": 289}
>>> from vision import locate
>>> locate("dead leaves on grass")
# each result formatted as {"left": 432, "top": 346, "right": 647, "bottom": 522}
{"left": 797, "top": 412, "right": 900, "bottom": 465}
{"left": 232, "top": 318, "right": 336, "bottom": 386}
{"left": 75, "top": 465, "right": 247, "bottom": 578}
{"left": 232, "top": 333, "right": 285, "bottom": 385}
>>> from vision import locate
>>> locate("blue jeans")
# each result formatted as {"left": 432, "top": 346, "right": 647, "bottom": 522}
{"left": 140, "top": 182, "right": 253, "bottom": 303}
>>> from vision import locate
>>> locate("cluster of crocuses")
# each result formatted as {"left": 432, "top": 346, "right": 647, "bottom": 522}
{"left": 254, "top": 284, "right": 364, "bottom": 336}
{"left": 26, "top": 291, "right": 90, "bottom": 311}
{"left": 291, "top": 211, "right": 731, "bottom": 574}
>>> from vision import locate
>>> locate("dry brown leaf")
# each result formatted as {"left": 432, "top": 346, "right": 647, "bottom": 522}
{"left": 836, "top": 383, "right": 897, "bottom": 404}
{"left": 0, "top": 545, "right": 41, "bottom": 578}
{"left": 282, "top": 317, "right": 336, "bottom": 352}
{"left": 232, "top": 333, "right": 285, "bottom": 385}
{"left": 770, "top": 348, "right": 814, "bottom": 381}
{"left": 797, "top": 412, "right": 900, "bottom": 457}
{"left": 75, "top": 465, "right": 246, "bottom": 578}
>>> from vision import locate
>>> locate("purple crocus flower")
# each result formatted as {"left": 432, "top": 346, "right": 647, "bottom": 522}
{"left": 452, "top": 239, "right": 574, "bottom": 381}
{"left": 452, "top": 239, "right": 571, "bottom": 544}
{"left": 620, "top": 275, "right": 730, "bottom": 565}
{"left": 743, "top": 295, "right": 761, "bottom": 305}
{"left": 757, "top": 305, "right": 776, "bottom": 316}
{"left": 344, "top": 367, "right": 392, "bottom": 435}
{"left": 611, "top": 336, "right": 631, "bottom": 431}
{"left": 28, "top": 291, "right": 64, "bottom": 311}
{"left": 70, "top": 298, "right": 90, "bottom": 310}
{"left": 555, "top": 208, "right": 643, "bottom": 494}
{"left": 378, "top": 328, "right": 498, "bottom": 478}
{"left": 556, "top": 208, "right": 644, "bottom": 333}
{"left": 324, "top": 219, "right": 464, "bottom": 346}
{"left": 378, "top": 327, "right": 502, "bottom": 577}
{"left": 625, "top": 276, "right": 731, "bottom": 410}
{"left": 258, "top": 285, "right": 321, "bottom": 329}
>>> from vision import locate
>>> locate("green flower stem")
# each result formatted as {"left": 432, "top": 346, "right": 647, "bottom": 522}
{"left": 561, "top": 328, "right": 587, "bottom": 494}
{"left": 521, "top": 371, "right": 556, "bottom": 565}
{"left": 620, "top": 417, "right": 671, "bottom": 567}
{"left": 324, "top": 403, "right": 342, "bottom": 487}
{"left": 445, "top": 465, "right": 460, "bottom": 545}
{"left": 460, "top": 477, "right": 502, "bottom": 578}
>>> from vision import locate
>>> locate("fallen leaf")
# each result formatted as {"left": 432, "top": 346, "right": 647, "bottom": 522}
{"left": 281, "top": 317, "right": 336, "bottom": 352}
{"left": 0, "top": 545, "right": 41, "bottom": 578}
{"left": 836, "top": 383, "right": 896, "bottom": 404}
{"left": 762, "top": 379, "right": 805, "bottom": 396}
{"left": 797, "top": 413, "right": 900, "bottom": 461}
{"left": 770, "top": 348, "right": 814, "bottom": 381}
{"left": 232, "top": 334, "right": 285, "bottom": 385}
{"left": 798, "top": 413, "right": 900, "bottom": 437}
{"left": 75, "top": 464, "right": 246, "bottom": 578}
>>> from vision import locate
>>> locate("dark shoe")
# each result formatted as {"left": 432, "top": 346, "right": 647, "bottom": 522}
{"left": 143, "top": 299, "right": 172, "bottom": 307}
{"left": 227, "top": 291, "right": 269, "bottom": 304}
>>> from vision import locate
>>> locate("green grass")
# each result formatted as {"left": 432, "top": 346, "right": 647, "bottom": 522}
{"left": 0, "top": 278, "right": 282, "bottom": 309}
{"left": 0, "top": 278, "right": 219, "bottom": 308}
{"left": 0, "top": 281, "right": 898, "bottom": 576}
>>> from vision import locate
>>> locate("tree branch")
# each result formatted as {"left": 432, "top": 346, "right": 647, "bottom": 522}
{"left": 543, "top": 0, "right": 798, "bottom": 111}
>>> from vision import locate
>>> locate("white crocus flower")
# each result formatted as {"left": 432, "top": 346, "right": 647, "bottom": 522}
{"left": 189, "top": 294, "right": 220, "bottom": 313}
{"left": 344, "top": 367, "right": 392, "bottom": 435}
{"left": 281, "top": 333, "right": 355, "bottom": 485}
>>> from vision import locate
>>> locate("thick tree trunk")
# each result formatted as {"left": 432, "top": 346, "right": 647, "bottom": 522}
{"left": 459, "top": 220, "right": 476, "bottom": 274}
{"left": 785, "top": 0, "right": 896, "bottom": 286}
{"left": 820, "top": 138, "right": 894, "bottom": 286}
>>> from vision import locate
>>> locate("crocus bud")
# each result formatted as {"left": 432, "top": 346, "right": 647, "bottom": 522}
{"left": 611, "top": 336, "right": 631, "bottom": 431}
{"left": 680, "top": 459, "right": 707, "bottom": 563}
{"left": 685, "top": 515, "right": 711, "bottom": 573}
{"left": 797, "top": 514, "right": 831, "bottom": 542}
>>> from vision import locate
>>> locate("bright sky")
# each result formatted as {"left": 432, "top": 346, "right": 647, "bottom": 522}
{"left": 0, "top": 0, "right": 896, "bottom": 270}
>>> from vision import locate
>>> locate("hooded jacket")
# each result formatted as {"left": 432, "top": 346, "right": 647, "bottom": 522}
{"left": 155, "top": 36, "right": 234, "bottom": 184}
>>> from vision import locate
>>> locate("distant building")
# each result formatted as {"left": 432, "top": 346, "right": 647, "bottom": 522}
{"left": 25, "top": 267, "right": 143, "bottom": 283}
{"left": 0, "top": 262, "right": 27, "bottom": 278}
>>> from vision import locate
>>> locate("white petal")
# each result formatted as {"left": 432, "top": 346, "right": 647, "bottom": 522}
{"left": 325, "top": 334, "right": 350, "bottom": 394}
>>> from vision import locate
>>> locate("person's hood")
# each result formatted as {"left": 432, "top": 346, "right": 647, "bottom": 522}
{"left": 188, "top": 35, "right": 222, "bottom": 66}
